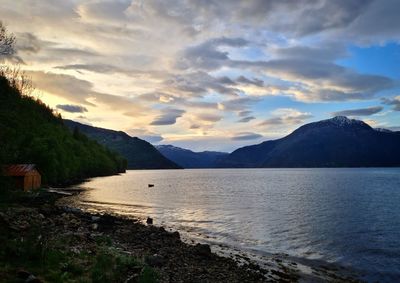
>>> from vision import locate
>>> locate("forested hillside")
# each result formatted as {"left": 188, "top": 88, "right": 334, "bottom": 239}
{"left": 0, "top": 72, "right": 126, "bottom": 185}
{"left": 64, "top": 120, "right": 180, "bottom": 170}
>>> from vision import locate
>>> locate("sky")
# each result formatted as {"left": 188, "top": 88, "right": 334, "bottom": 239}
{"left": 0, "top": 0, "right": 400, "bottom": 152}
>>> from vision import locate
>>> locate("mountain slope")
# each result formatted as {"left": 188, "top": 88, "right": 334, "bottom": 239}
{"left": 64, "top": 120, "right": 180, "bottom": 169}
{"left": 217, "top": 116, "right": 400, "bottom": 168}
{"left": 156, "top": 145, "right": 228, "bottom": 168}
{"left": 0, "top": 75, "right": 126, "bottom": 185}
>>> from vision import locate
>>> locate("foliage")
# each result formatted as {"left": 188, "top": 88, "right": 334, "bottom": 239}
{"left": 0, "top": 222, "right": 157, "bottom": 283}
{"left": 0, "top": 21, "right": 15, "bottom": 56}
{"left": 64, "top": 119, "right": 180, "bottom": 169}
{"left": 0, "top": 72, "right": 126, "bottom": 185}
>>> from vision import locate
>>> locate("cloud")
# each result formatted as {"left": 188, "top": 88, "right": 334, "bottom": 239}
{"left": 27, "top": 71, "right": 149, "bottom": 118}
{"left": 150, "top": 108, "right": 185, "bottom": 125}
{"left": 261, "top": 58, "right": 393, "bottom": 102}
{"left": 126, "top": 128, "right": 164, "bottom": 143}
{"left": 27, "top": 71, "right": 96, "bottom": 105}
{"left": 177, "top": 37, "right": 249, "bottom": 70}
{"left": 56, "top": 104, "right": 88, "bottom": 113}
{"left": 236, "top": 76, "right": 264, "bottom": 87}
{"left": 259, "top": 108, "right": 313, "bottom": 127}
{"left": 332, "top": 106, "right": 383, "bottom": 116}
{"left": 218, "top": 97, "right": 261, "bottom": 111}
{"left": 164, "top": 71, "right": 242, "bottom": 97}
{"left": 16, "top": 32, "right": 52, "bottom": 54}
{"left": 238, "top": 110, "right": 252, "bottom": 117}
{"left": 196, "top": 113, "right": 222, "bottom": 122}
{"left": 238, "top": 116, "right": 255, "bottom": 123}
{"left": 382, "top": 96, "right": 400, "bottom": 111}
{"left": 231, "top": 132, "right": 263, "bottom": 141}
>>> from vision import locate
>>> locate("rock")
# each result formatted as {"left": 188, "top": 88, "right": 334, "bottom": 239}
{"left": 99, "top": 214, "right": 115, "bottom": 226}
{"left": 194, "top": 243, "right": 211, "bottom": 257}
{"left": 145, "top": 254, "right": 166, "bottom": 267}
{"left": 91, "top": 216, "right": 100, "bottom": 222}
{"left": 17, "top": 269, "right": 31, "bottom": 280}
{"left": 171, "top": 231, "right": 180, "bottom": 239}
{"left": 16, "top": 270, "right": 42, "bottom": 283}
{"left": 26, "top": 274, "right": 42, "bottom": 283}
{"left": 146, "top": 217, "right": 153, "bottom": 225}
{"left": 69, "top": 218, "right": 81, "bottom": 228}
{"left": 63, "top": 207, "right": 82, "bottom": 214}
{"left": 91, "top": 223, "right": 98, "bottom": 230}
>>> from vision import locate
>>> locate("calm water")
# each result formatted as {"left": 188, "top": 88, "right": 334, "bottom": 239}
{"left": 75, "top": 168, "right": 400, "bottom": 282}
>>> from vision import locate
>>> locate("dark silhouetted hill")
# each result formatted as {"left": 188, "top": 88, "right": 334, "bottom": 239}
{"left": 217, "top": 116, "right": 400, "bottom": 168}
{"left": 64, "top": 120, "right": 180, "bottom": 170}
{"left": 156, "top": 145, "right": 228, "bottom": 168}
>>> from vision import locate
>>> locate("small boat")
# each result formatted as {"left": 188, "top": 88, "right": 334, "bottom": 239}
{"left": 148, "top": 184, "right": 154, "bottom": 188}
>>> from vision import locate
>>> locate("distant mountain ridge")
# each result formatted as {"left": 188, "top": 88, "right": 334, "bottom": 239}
{"left": 217, "top": 116, "right": 400, "bottom": 168}
{"left": 64, "top": 120, "right": 180, "bottom": 169}
{"left": 156, "top": 145, "right": 228, "bottom": 168}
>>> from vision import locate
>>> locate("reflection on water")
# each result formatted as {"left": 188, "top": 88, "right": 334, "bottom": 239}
{"left": 74, "top": 168, "right": 400, "bottom": 282}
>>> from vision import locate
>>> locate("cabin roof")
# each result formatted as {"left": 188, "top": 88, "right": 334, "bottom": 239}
{"left": 3, "top": 164, "right": 38, "bottom": 176}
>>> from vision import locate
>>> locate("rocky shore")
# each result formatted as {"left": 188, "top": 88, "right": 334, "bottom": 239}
{"left": 0, "top": 190, "right": 361, "bottom": 282}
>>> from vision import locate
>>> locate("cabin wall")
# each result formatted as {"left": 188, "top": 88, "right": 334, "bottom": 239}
{"left": 23, "top": 171, "right": 41, "bottom": 191}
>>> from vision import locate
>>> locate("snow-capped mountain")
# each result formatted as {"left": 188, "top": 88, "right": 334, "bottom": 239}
{"left": 217, "top": 116, "right": 400, "bottom": 168}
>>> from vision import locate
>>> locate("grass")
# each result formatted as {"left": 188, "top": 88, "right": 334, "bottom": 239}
{"left": 0, "top": 188, "right": 159, "bottom": 283}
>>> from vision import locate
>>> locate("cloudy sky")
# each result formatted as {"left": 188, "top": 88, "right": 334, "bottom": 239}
{"left": 1, "top": 0, "right": 400, "bottom": 152}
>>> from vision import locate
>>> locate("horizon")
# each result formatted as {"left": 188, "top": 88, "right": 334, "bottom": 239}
{"left": 1, "top": 1, "right": 400, "bottom": 152}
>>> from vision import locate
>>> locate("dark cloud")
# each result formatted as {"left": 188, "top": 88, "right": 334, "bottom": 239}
{"left": 140, "top": 135, "right": 163, "bottom": 143}
{"left": 219, "top": 97, "right": 261, "bottom": 111}
{"left": 150, "top": 108, "right": 185, "bottom": 125}
{"left": 272, "top": 44, "right": 347, "bottom": 61}
{"left": 165, "top": 71, "right": 241, "bottom": 97}
{"left": 237, "top": 116, "right": 255, "bottom": 123}
{"left": 262, "top": 58, "right": 393, "bottom": 101}
{"left": 236, "top": 76, "right": 263, "bottom": 87}
{"left": 127, "top": 128, "right": 164, "bottom": 143}
{"left": 259, "top": 111, "right": 313, "bottom": 127}
{"left": 55, "top": 63, "right": 123, "bottom": 74}
{"left": 344, "top": 0, "right": 400, "bottom": 43}
{"left": 277, "top": 0, "right": 373, "bottom": 36}
{"left": 196, "top": 113, "right": 222, "bottom": 122}
{"left": 332, "top": 106, "right": 383, "bottom": 117}
{"left": 382, "top": 97, "right": 400, "bottom": 111}
{"left": 231, "top": 132, "right": 263, "bottom": 141}
{"left": 177, "top": 37, "right": 248, "bottom": 70}
{"left": 16, "top": 32, "right": 53, "bottom": 54}
{"left": 238, "top": 110, "right": 252, "bottom": 117}
{"left": 217, "top": 76, "right": 236, "bottom": 85}
{"left": 16, "top": 32, "right": 97, "bottom": 60}
{"left": 184, "top": 0, "right": 376, "bottom": 37}
{"left": 56, "top": 104, "right": 88, "bottom": 113}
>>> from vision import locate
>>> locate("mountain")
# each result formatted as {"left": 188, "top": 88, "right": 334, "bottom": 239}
{"left": 64, "top": 120, "right": 180, "bottom": 169}
{"left": 217, "top": 116, "right": 400, "bottom": 168}
{"left": 0, "top": 74, "right": 126, "bottom": 185}
{"left": 156, "top": 145, "right": 228, "bottom": 168}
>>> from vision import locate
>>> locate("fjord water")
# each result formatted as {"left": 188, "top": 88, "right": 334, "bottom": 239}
{"left": 77, "top": 168, "right": 400, "bottom": 282}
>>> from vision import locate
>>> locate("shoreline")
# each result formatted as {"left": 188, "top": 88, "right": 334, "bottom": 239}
{"left": 56, "top": 187, "right": 362, "bottom": 282}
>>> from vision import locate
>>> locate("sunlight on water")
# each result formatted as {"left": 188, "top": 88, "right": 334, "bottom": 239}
{"left": 75, "top": 168, "right": 400, "bottom": 282}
